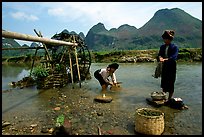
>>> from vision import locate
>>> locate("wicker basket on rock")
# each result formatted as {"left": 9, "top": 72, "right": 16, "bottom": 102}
{"left": 135, "top": 108, "right": 164, "bottom": 135}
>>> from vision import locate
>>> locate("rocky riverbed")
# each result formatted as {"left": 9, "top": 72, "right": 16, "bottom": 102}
{"left": 1, "top": 84, "right": 195, "bottom": 135}
{"left": 2, "top": 86, "right": 137, "bottom": 135}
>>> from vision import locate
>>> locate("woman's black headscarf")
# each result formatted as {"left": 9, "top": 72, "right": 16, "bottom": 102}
{"left": 108, "top": 63, "right": 119, "bottom": 69}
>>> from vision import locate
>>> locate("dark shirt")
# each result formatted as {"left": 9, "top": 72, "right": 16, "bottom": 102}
{"left": 158, "top": 43, "right": 179, "bottom": 61}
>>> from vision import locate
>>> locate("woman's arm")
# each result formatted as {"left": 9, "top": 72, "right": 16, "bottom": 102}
{"left": 111, "top": 73, "right": 117, "bottom": 84}
{"left": 168, "top": 45, "right": 179, "bottom": 60}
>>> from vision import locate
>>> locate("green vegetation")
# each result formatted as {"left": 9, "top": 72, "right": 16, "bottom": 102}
{"left": 138, "top": 109, "right": 162, "bottom": 116}
{"left": 2, "top": 48, "right": 202, "bottom": 63}
{"left": 56, "top": 114, "right": 65, "bottom": 127}
{"left": 55, "top": 63, "right": 65, "bottom": 72}
{"left": 31, "top": 65, "right": 49, "bottom": 79}
{"left": 90, "top": 48, "right": 202, "bottom": 63}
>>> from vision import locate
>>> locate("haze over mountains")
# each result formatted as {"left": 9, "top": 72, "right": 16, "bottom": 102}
{"left": 2, "top": 8, "right": 202, "bottom": 55}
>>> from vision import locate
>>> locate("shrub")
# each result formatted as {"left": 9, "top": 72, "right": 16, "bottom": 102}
{"left": 31, "top": 65, "right": 49, "bottom": 79}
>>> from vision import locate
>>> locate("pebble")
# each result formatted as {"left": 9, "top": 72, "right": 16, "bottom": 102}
{"left": 97, "top": 112, "right": 103, "bottom": 116}
{"left": 41, "top": 127, "right": 48, "bottom": 133}
{"left": 107, "top": 130, "right": 113, "bottom": 134}
{"left": 11, "top": 127, "right": 18, "bottom": 131}
{"left": 2, "top": 121, "right": 11, "bottom": 127}
{"left": 30, "top": 124, "right": 38, "bottom": 127}
{"left": 48, "top": 128, "right": 54, "bottom": 134}
{"left": 54, "top": 107, "right": 60, "bottom": 111}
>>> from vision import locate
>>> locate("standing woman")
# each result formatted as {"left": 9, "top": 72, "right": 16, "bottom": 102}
{"left": 158, "top": 30, "right": 179, "bottom": 101}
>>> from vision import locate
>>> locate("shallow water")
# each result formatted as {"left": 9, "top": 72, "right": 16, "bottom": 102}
{"left": 2, "top": 62, "right": 202, "bottom": 135}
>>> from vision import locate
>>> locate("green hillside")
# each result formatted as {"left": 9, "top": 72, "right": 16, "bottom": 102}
{"left": 85, "top": 8, "right": 202, "bottom": 51}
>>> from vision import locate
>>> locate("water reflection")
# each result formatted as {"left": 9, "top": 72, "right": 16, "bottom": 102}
{"left": 2, "top": 64, "right": 30, "bottom": 77}
{"left": 2, "top": 64, "right": 31, "bottom": 90}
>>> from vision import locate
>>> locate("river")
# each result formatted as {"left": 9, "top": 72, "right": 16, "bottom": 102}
{"left": 2, "top": 62, "right": 202, "bottom": 135}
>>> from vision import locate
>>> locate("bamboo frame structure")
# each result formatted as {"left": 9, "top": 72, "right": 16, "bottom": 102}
{"left": 2, "top": 30, "right": 83, "bottom": 88}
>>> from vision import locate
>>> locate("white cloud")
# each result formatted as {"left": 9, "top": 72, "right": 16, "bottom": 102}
{"left": 44, "top": 2, "right": 202, "bottom": 30}
{"left": 10, "top": 11, "right": 39, "bottom": 21}
{"left": 45, "top": 2, "right": 151, "bottom": 29}
{"left": 48, "top": 8, "right": 65, "bottom": 16}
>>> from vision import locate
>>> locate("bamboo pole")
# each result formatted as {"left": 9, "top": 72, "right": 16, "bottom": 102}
{"left": 33, "top": 29, "right": 53, "bottom": 70}
{"left": 2, "top": 47, "right": 44, "bottom": 50}
{"left": 29, "top": 48, "right": 38, "bottom": 77}
{"left": 73, "top": 36, "right": 81, "bottom": 88}
{"left": 60, "top": 48, "right": 67, "bottom": 63}
{"left": 2, "top": 30, "right": 78, "bottom": 47}
{"left": 68, "top": 48, "right": 74, "bottom": 87}
{"left": 34, "top": 29, "right": 52, "bottom": 61}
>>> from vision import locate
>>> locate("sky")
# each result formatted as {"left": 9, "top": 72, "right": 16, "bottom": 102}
{"left": 2, "top": 2, "right": 202, "bottom": 46}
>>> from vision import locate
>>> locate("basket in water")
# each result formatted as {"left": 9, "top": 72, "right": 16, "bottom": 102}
{"left": 151, "top": 91, "right": 167, "bottom": 100}
{"left": 135, "top": 108, "right": 164, "bottom": 135}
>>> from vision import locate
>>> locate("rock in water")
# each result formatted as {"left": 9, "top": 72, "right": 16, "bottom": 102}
{"left": 94, "top": 95, "right": 113, "bottom": 103}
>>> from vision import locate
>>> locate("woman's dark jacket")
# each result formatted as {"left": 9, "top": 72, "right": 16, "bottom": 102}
{"left": 157, "top": 43, "right": 179, "bottom": 93}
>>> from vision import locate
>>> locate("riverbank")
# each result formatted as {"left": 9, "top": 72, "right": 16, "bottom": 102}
{"left": 90, "top": 48, "right": 202, "bottom": 63}
{"left": 2, "top": 48, "right": 202, "bottom": 64}
{"left": 2, "top": 55, "right": 42, "bottom": 65}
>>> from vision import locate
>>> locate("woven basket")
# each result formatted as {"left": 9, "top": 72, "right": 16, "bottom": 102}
{"left": 135, "top": 108, "right": 164, "bottom": 135}
{"left": 151, "top": 91, "right": 167, "bottom": 100}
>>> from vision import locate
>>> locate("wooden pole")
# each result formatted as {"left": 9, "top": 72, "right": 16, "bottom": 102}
{"left": 34, "top": 29, "right": 52, "bottom": 61}
{"left": 33, "top": 29, "right": 53, "bottom": 70}
{"left": 2, "top": 47, "right": 44, "bottom": 50}
{"left": 29, "top": 48, "right": 38, "bottom": 77}
{"left": 2, "top": 30, "right": 78, "bottom": 47}
{"left": 60, "top": 48, "right": 67, "bottom": 63}
{"left": 68, "top": 48, "right": 74, "bottom": 87}
{"left": 73, "top": 36, "right": 81, "bottom": 88}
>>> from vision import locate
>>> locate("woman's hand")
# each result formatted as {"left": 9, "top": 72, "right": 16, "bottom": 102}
{"left": 160, "top": 57, "right": 168, "bottom": 62}
{"left": 113, "top": 82, "right": 118, "bottom": 86}
{"left": 108, "top": 82, "right": 114, "bottom": 86}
